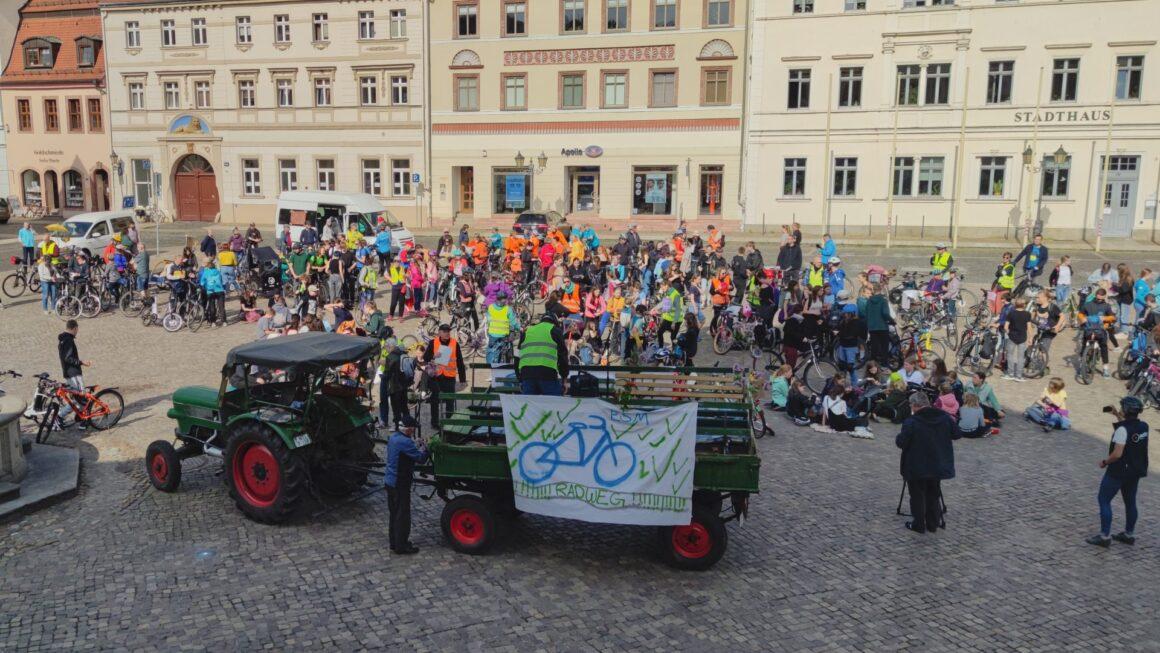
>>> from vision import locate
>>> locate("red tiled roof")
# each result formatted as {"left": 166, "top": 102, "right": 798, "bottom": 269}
{"left": 433, "top": 118, "right": 740, "bottom": 135}
{"left": 1, "top": 0, "right": 104, "bottom": 87}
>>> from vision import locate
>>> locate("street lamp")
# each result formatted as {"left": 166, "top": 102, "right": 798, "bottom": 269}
{"left": 536, "top": 151, "right": 548, "bottom": 170}
{"left": 1028, "top": 145, "right": 1068, "bottom": 238}
{"left": 514, "top": 151, "right": 525, "bottom": 168}
{"left": 109, "top": 151, "right": 123, "bottom": 178}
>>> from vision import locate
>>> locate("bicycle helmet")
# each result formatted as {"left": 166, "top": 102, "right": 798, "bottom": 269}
{"left": 1120, "top": 396, "right": 1144, "bottom": 416}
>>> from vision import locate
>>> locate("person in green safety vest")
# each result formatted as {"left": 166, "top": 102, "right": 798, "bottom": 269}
{"left": 805, "top": 255, "right": 825, "bottom": 289}
{"left": 516, "top": 313, "right": 569, "bottom": 395}
{"left": 993, "top": 251, "right": 1016, "bottom": 292}
{"left": 658, "top": 278, "right": 685, "bottom": 348}
{"left": 930, "top": 243, "right": 954, "bottom": 275}
{"left": 485, "top": 291, "right": 520, "bottom": 366}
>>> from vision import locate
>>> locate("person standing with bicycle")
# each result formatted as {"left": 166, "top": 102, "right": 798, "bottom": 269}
{"left": 1013, "top": 234, "right": 1049, "bottom": 282}
{"left": 485, "top": 292, "right": 519, "bottom": 366}
{"left": 18, "top": 223, "right": 37, "bottom": 265}
{"left": 57, "top": 319, "right": 91, "bottom": 428}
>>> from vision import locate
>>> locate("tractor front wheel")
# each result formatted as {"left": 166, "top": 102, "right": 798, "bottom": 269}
{"left": 224, "top": 423, "right": 307, "bottom": 523}
{"left": 145, "top": 440, "right": 181, "bottom": 492}
{"left": 441, "top": 495, "right": 497, "bottom": 555}
{"left": 657, "top": 505, "right": 728, "bottom": 571}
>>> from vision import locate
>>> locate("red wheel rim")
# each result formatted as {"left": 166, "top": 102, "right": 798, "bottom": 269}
{"left": 232, "top": 441, "right": 280, "bottom": 508}
{"left": 150, "top": 452, "right": 168, "bottom": 483}
{"left": 671, "top": 522, "right": 712, "bottom": 559}
{"left": 449, "top": 508, "right": 485, "bottom": 546}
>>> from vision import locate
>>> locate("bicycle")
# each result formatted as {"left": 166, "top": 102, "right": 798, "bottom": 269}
{"left": 26, "top": 373, "right": 124, "bottom": 444}
{"left": 24, "top": 201, "right": 45, "bottom": 221}
{"left": 1115, "top": 321, "right": 1151, "bottom": 381}
{"left": 54, "top": 275, "right": 101, "bottom": 320}
{"left": 1059, "top": 285, "right": 1090, "bottom": 329}
{"left": 1022, "top": 330, "right": 1050, "bottom": 380}
{"left": 1127, "top": 355, "right": 1160, "bottom": 408}
{"left": 516, "top": 415, "right": 636, "bottom": 488}
{"left": 955, "top": 323, "right": 998, "bottom": 375}
{"left": 2, "top": 257, "right": 42, "bottom": 298}
{"left": 794, "top": 337, "right": 839, "bottom": 395}
{"left": 736, "top": 365, "right": 774, "bottom": 439}
{"left": 1074, "top": 325, "right": 1107, "bottom": 385}
{"left": 1012, "top": 272, "right": 1045, "bottom": 301}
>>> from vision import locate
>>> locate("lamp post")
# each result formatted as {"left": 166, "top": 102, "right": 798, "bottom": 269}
{"left": 1023, "top": 145, "right": 1068, "bottom": 239}
{"left": 511, "top": 152, "right": 547, "bottom": 213}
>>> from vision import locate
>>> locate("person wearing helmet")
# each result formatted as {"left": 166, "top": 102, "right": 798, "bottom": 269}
{"left": 1088, "top": 396, "right": 1150, "bottom": 547}
{"left": 485, "top": 291, "right": 520, "bottom": 366}
{"left": 515, "top": 314, "right": 569, "bottom": 395}
{"left": 930, "top": 243, "right": 953, "bottom": 275}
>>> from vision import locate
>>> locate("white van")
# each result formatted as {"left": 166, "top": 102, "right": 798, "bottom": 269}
{"left": 273, "top": 191, "right": 414, "bottom": 252}
{"left": 51, "top": 209, "right": 138, "bottom": 254}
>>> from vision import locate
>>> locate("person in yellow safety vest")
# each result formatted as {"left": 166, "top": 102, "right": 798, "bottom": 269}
{"left": 746, "top": 274, "right": 762, "bottom": 309}
{"left": 485, "top": 291, "right": 521, "bottom": 366}
{"left": 994, "top": 251, "right": 1016, "bottom": 291}
{"left": 930, "top": 242, "right": 954, "bottom": 275}
{"left": 39, "top": 233, "right": 60, "bottom": 266}
{"left": 420, "top": 324, "right": 466, "bottom": 428}
{"left": 658, "top": 279, "right": 685, "bottom": 349}
{"left": 515, "top": 313, "right": 569, "bottom": 395}
{"left": 806, "top": 255, "right": 826, "bottom": 289}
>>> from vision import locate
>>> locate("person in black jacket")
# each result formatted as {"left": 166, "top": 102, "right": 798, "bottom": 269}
{"left": 58, "top": 319, "right": 90, "bottom": 389}
{"left": 777, "top": 236, "right": 803, "bottom": 284}
{"left": 378, "top": 335, "right": 412, "bottom": 429}
{"left": 1088, "top": 396, "right": 1149, "bottom": 547}
{"left": 745, "top": 242, "right": 764, "bottom": 275}
{"left": 1012, "top": 233, "right": 1049, "bottom": 279}
{"left": 896, "top": 393, "right": 959, "bottom": 534}
{"left": 730, "top": 246, "right": 749, "bottom": 305}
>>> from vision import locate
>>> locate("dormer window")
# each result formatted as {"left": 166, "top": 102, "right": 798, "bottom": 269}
{"left": 76, "top": 36, "right": 100, "bottom": 67}
{"left": 23, "top": 37, "right": 57, "bottom": 69}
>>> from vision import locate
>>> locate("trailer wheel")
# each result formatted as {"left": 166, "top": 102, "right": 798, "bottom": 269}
{"left": 658, "top": 505, "right": 728, "bottom": 571}
{"left": 441, "top": 495, "right": 497, "bottom": 554}
{"left": 145, "top": 440, "right": 181, "bottom": 492}
{"left": 225, "top": 423, "right": 307, "bottom": 524}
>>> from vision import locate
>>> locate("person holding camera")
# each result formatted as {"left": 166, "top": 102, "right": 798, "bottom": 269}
{"left": 1087, "top": 397, "right": 1150, "bottom": 547}
{"left": 896, "top": 393, "right": 959, "bottom": 534}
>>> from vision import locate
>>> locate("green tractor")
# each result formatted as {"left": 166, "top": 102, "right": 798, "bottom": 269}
{"left": 145, "top": 332, "right": 383, "bottom": 523}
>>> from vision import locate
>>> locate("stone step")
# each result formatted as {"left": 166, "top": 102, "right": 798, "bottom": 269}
{"left": 0, "top": 482, "right": 19, "bottom": 503}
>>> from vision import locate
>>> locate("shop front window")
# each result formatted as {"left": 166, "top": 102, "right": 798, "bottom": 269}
{"left": 63, "top": 170, "right": 84, "bottom": 209}
{"left": 633, "top": 166, "right": 676, "bottom": 215}
{"left": 22, "top": 170, "right": 42, "bottom": 206}
{"left": 699, "top": 165, "right": 723, "bottom": 215}
{"left": 493, "top": 167, "right": 531, "bottom": 214}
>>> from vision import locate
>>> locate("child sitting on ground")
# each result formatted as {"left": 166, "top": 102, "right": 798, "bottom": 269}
{"left": 786, "top": 377, "right": 815, "bottom": 426}
{"left": 874, "top": 377, "right": 911, "bottom": 423}
{"left": 768, "top": 364, "right": 793, "bottom": 411}
{"left": 933, "top": 382, "right": 959, "bottom": 417}
{"left": 1025, "top": 377, "right": 1071, "bottom": 431}
{"left": 956, "top": 392, "right": 999, "bottom": 438}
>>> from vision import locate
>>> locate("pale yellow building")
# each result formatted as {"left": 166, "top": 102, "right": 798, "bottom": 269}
{"left": 429, "top": 0, "right": 747, "bottom": 231}
{"left": 745, "top": 0, "right": 1160, "bottom": 242}
{"left": 100, "top": 0, "right": 427, "bottom": 225}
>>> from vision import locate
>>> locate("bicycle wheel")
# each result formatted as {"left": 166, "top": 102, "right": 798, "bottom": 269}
{"left": 712, "top": 327, "right": 734, "bottom": 355}
{"left": 162, "top": 312, "right": 185, "bottom": 332}
{"left": 458, "top": 329, "right": 480, "bottom": 359}
{"left": 141, "top": 308, "right": 155, "bottom": 327}
{"left": 120, "top": 291, "right": 146, "bottom": 318}
{"left": 79, "top": 293, "right": 101, "bottom": 319}
{"left": 966, "top": 302, "right": 991, "bottom": 329}
{"left": 802, "top": 358, "right": 838, "bottom": 395}
{"left": 1116, "top": 348, "right": 1144, "bottom": 381}
{"left": 916, "top": 337, "right": 947, "bottom": 367}
{"left": 399, "top": 334, "right": 420, "bottom": 354}
{"left": 765, "top": 349, "right": 785, "bottom": 371}
{"left": 1076, "top": 345, "right": 1095, "bottom": 385}
{"left": 420, "top": 316, "right": 440, "bottom": 338}
{"left": 55, "top": 295, "right": 81, "bottom": 320}
{"left": 1, "top": 273, "right": 25, "bottom": 298}
{"left": 1024, "top": 345, "right": 1048, "bottom": 379}
{"left": 28, "top": 275, "right": 41, "bottom": 294}
{"left": 86, "top": 389, "right": 124, "bottom": 430}
{"left": 514, "top": 303, "right": 532, "bottom": 327}
{"left": 186, "top": 302, "right": 206, "bottom": 332}
{"left": 956, "top": 288, "right": 979, "bottom": 314}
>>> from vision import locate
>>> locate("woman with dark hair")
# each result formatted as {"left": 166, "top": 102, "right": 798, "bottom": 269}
{"left": 678, "top": 313, "right": 700, "bottom": 365}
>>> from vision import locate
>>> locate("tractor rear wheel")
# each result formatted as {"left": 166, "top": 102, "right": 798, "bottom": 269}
{"left": 657, "top": 505, "right": 728, "bottom": 571}
{"left": 224, "top": 422, "right": 307, "bottom": 523}
{"left": 145, "top": 440, "right": 181, "bottom": 492}
{"left": 310, "top": 425, "right": 378, "bottom": 497}
{"left": 441, "top": 495, "right": 497, "bottom": 554}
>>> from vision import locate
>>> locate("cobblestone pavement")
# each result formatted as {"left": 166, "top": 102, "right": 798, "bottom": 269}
{"left": 1, "top": 285, "right": 1158, "bottom": 652}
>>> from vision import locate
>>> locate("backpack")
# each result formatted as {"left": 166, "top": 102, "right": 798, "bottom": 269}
{"left": 567, "top": 371, "right": 601, "bottom": 397}
{"left": 400, "top": 354, "right": 417, "bottom": 381}
{"left": 978, "top": 331, "right": 997, "bottom": 359}
{"left": 1048, "top": 265, "right": 1060, "bottom": 286}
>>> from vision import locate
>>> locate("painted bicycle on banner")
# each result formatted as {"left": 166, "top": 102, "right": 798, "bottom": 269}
{"left": 517, "top": 415, "right": 637, "bottom": 488}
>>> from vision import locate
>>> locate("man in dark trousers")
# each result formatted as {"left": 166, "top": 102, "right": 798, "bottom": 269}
{"left": 1013, "top": 233, "right": 1050, "bottom": 280}
{"left": 515, "top": 314, "right": 569, "bottom": 395}
{"left": 896, "top": 393, "right": 959, "bottom": 534}
{"left": 57, "top": 319, "right": 92, "bottom": 428}
{"left": 777, "top": 235, "right": 803, "bottom": 285}
{"left": 1088, "top": 396, "right": 1149, "bottom": 547}
{"left": 420, "top": 324, "right": 466, "bottom": 428}
{"left": 386, "top": 414, "right": 427, "bottom": 554}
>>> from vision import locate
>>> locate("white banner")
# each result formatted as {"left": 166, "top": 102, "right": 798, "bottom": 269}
{"left": 500, "top": 395, "right": 698, "bottom": 526}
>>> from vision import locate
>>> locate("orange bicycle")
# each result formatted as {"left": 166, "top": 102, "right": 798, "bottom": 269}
{"left": 28, "top": 373, "right": 124, "bottom": 443}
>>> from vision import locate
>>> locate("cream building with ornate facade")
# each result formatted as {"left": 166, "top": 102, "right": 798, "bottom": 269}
{"left": 100, "top": 0, "right": 426, "bottom": 224}
{"left": 429, "top": 0, "right": 747, "bottom": 230}
{"left": 745, "top": 0, "right": 1160, "bottom": 243}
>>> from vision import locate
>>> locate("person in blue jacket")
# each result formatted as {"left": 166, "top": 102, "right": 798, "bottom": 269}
{"left": 1013, "top": 233, "right": 1050, "bottom": 280}
{"left": 198, "top": 257, "right": 227, "bottom": 326}
{"left": 817, "top": 233, "right": 837, "bottom": 265}
{"left": 374, "top": 224, "right": 392, "bottom": 274}
{"left": 386, "top": 414, "right": 428, "bottom": 554}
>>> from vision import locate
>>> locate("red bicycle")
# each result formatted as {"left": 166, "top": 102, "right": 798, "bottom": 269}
{"left": 27, "top": 373, "right": 124, "bottom": 443}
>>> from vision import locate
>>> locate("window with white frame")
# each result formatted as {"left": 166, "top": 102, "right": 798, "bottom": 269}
{"left": 788, "top": 69, "right": 811, "bottom": 109}
{"left": 924, "top": 63, "right": 951, "bottom": 105}
{"left": 392, "top": 159, "right": 412, "bottom": 196}
{"left": 279, "top": 159, "right": 298, "bottom": 192}
{"left": 793, "top": 0, "right": 814, "bottom": 13}
{"left": 838, "top": 67, "right": 862, "bottom": 107}
{"left": 132, "top": 159, "right": 152, "bottom": 208}
{"left": 1116, "top": 56, "right": 1143, "bottom": 100}
{"left": 603, "top": 72, "right": 627, "bottom": 108}
{"left": 314, "top": 77, "right": 332, "bottom": 106}
{"left": 192, "top": 18, "right": 207, "bottom": 46}
{"left": 897, "top": 64, "right": 921, "bottom": 105}
{"left": 833, "top": 157, "right": 857, "bottom": 196}
{"left": 363, "top": 159, "right": 382, "bottom": 195}
{"left": 784, "top": 158, "right": 807, "bottom": 196}
{"left": 1041, "top": 156, "right": 1071, "bottom": 197}
{"left": 654, "top": 0, "right": 677, "bottom": 28}
{"left": 987, "top": 61, "right": 1014, "bottom": 104}
{"left": 238, "top": 79, "right": 256, "bottom": 108}
{"left": 312, "top": 13, "right": 329, "bottom": 41}
{"left": 503, "top": 74, "right": 527, "bottom": 110}
{"left": 194, "top": 80, "right": 211, "bottom": 108}
{"left": 917, "top": 157, "right": 944, "bottom": 196}
{"left": 456, "top": 75, "right": 479, "bottom": 111}
{"left": 161, "top": 19, "right": 176, "bottom": 47}
{"left": 978, "top": 156, "right": 1007, "bottom": 197}
{"left": 706, "top": 0, "right": 732, "bottom": 26}
{"left": 242, "top": 159, "right": 261, "bottom": 195}
{"left": 892, "top": 157, "right": 915, "bottom": 196}
{"left": 505, "top": 2, "right": 527, "bottom": 36}
{"left": 125, "top": 21, "right": 140, "bottom": 48}
{"left": 1051, "top": 58, "right": 1079, "bottom": 102}
{"left": 277, "top": 79, "right": 294, "bottom": 107}
{"left": 360, "top": 76, "right": 378, "bottom": 105}
{"left": 606, "top": 0, "right": 628, "bottom": 30}
{"left": 164, "top": 81, "right": 180, "bottom": 109}
{"left": 390, "top": 10, "right": 407, "bottom": 38}
{"left": 562, "top": 73, "right": 585, "bottom": 108}
{"left": 317, "top": 159, "right": 335, "bottom": 191}
{"left": 275, "top": 14, "right": 291, "bottom": 43}
{"left": 129, "top": 82, "right": 145, "bottom": 110}
{"left": 457, "top": 4, "right": 478, "bottom": 37}
{"left": 563, "top": 0, "right": 585, "bottom": 33}
{"left": 904, "top": 0, "right": 953, "bottom": 6}
{"left": 236, "top": 16, "right": 252, "bottom": 44}
{"left": 844, "top": 0, "right": 866, "bottom": 10}
{"left": 391, "top": 76, "right": 409, "bottom": 104}
{"left": 359, "top": 11, "right": 376, "bottom": 39}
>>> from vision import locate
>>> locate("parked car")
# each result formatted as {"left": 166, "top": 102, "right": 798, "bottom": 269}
{"left": 511, "top": 210, "right": 564, "bottom": 237}
{"left": 50, "top": 210, "right": 137, "bottom": 254}
{"left": 0, "top": 197, "right": 10, "bottom": 224}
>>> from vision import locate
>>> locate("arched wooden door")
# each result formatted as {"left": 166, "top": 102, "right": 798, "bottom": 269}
{"left": 93, "top": 169, "right": 110, "bottom": 211}
{"left": 173, "top": 154, "right": 220, "bottom": 222}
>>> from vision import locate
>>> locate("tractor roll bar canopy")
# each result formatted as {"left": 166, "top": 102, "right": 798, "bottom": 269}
{"left": 224, "top": 333, "right": 381, "bottom": 372}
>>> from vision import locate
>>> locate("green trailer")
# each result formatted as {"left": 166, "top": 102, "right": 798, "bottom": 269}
{"left": 417, "top": 365, "right": 764, "bottom": 571}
